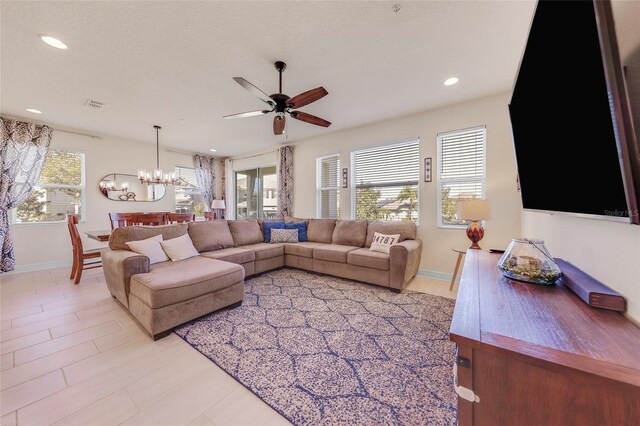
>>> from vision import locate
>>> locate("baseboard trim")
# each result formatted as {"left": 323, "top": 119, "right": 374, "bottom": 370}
{"left": 3, "top": 260, "right": 72, "bottom": 275}
{"left": 416, "top": 269, "right": 458, "bottom": 283}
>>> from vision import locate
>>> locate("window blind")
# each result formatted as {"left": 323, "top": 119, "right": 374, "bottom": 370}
{"left": 351, "top": 140, "right": 419, "bottom": 222}
{"left": 316, "top": 154, "right": 340, "bottom": 219}
{"left": 438, "top": 127, "right": 486, "bottom": 226}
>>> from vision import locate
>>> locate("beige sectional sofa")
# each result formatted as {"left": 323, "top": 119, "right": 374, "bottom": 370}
{"left": 102, "top": 218, "right": 422, "bottom": 339}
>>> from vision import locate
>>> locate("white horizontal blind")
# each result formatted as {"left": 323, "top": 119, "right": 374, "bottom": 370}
{"left": 175, "top": 166, "right": 205, "bottom": 216}
{"left": 437, "top": 126, "right": 486, "bottom": 226}
{"left": 351, "top": 140, "right": 419, "bottom": 222}
{"left": 15, "top": 148, "right": 85, "bottom": 223}
{"left": 316, "top": 154, "right": 340, "bottom": 219}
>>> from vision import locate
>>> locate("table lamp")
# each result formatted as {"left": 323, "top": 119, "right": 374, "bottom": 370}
{"left": 211, "top": 199, "right": 226, "bottom": 220}
{"left": 457, "top": 199, "right": 491, "bottom": 250}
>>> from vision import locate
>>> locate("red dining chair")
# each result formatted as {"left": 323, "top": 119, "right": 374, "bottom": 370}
{"left": 134, "top": 213, "right": 167, "bottom": 226}
{"left": 67, "top": 215, "right": 103, "bottom": 285}
{"left": 167, "top": 213, "right": 196, "bottom": 223}
{"left": 204, "top": 212, "right": 215, "bottom": 221}
{"left": 109, "top": 212, "right": 140, "bottom": 230}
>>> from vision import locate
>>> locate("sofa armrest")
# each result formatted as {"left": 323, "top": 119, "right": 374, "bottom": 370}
{"left": 102, "top": 249, "right": 150, "bottom": 307}
{"left": 389, "top": 239, "right": 423, "bottom": 290}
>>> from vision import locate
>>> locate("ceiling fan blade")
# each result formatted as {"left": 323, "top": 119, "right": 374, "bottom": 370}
{"left": 290, "top": 111, "right": 331, "bottom": 127}
{"left": 223, "top": 110, "right": 270, "bottom": 119}
{"left": 273, "top": 115, "right": 285, "bottom": 135}
{"left": 286, "top": 87, "right": 328, "bottom": 109}
{"left": 233, "top": 77, "right": 275, "bottom": 106}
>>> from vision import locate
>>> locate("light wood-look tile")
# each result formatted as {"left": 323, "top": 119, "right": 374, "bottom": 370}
{"left": 1, "top": 369, "right": 66, "bottom": 416}
{"left": 52, "top": 390, "right": 138, "bottom": 426}
{"left": 1, "top": 341, "right": 98, "bottom": 390}
{"left": 1, "top": 265, "right": 456, "bottom": 425}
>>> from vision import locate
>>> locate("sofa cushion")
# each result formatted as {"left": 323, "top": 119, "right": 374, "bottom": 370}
{"left": 188, "top": 221, "right": 235, "bottom": 252}
{"left": 130, "top": 257, "right": 244, "bottom": 308}
{"left": 125, "top": 234, "right": 169, "bottom": 264}
{"left": 270, "top": 229, "right": 299, "bottom": 243}
{"left": 201, "top": 247, "right": 255, "bottom": 264}
{"left": 313, "top": 244, "right": 359, "bottom": 263}
{"left": 331, "top": 220, "right": 368, "bottom": 247}
{"left": 109, "top": 224, "right": 188, "bottom": 251}
{"left": 241, "top": 242, "right": 285, "bottom": 260}
{"left": 228, "top": 219, "right": 263, "bottom": 246}
{"left": 284, "top": 241, "right": 326, "bottom": 258}
{"left": 365, "top": 221, "right": 417, "bottom": 247}
{"left": 307, "top": 219, "right": 336, "bottom": 244}
{"left": 347, "top": 248, "right": 390, "bottom": 271}
{"left": 285, "top": 216, "right": 310, "bottom": 225}
{"left": 160, "top": 234, "right": 200, "bottom": 262}
{"left": 263, "top": 221, "right": 286, "bottom": 243}
{"left": 285, "top": 222, "right": 308, "bottom": 241}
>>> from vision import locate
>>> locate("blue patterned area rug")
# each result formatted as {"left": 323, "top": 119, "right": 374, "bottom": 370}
{"left": 175, "top": 268, "right": 457, "bottom": 425}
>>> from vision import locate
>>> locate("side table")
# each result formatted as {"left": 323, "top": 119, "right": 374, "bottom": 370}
{"left": 449, "top": 249, "right": 467, "bottom": 290}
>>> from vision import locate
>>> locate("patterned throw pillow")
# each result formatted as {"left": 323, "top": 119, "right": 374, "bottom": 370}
{"left": 369, "top": 232, "right": 401, "bottom": 254}
{"left": 270, "top": 228, "right": 299, "bottom": 243}
{"left": 263, "top": 221, "right": 286, "bottom": 243}
{"left": 285, "top": 222, "right": 308, "bottom": 241}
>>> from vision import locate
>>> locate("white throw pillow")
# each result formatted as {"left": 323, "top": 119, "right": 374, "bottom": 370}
{"left": 160, "top": 233, "right": 200, "bottom": 262}
{"left": 125, "top": 234, "right": 170, "bottom": 264}
{"left": 369, "top": 232, "right": 401, "bottom": 254}
{"left": 270, "top": 228, "right": 299, "bottom": 243}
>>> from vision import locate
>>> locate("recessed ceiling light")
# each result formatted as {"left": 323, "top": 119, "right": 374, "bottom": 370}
{"left": 40, "top": 36, "right": 67, "bottom": 50}
{"left": 25, "top": 108, "right": 42, "bottom": 114}
{"left": 209, "top": 149, "right": 217, "bottom": 152}
{"left": 444, "top": 77, "right": 459, "bottom": 86}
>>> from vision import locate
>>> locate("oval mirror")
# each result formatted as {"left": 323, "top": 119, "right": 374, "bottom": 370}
{"left": 99, "top": 173, "right": 166, "bottom": 202}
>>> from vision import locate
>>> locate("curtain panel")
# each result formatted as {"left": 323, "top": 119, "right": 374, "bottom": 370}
{"left": 0, "top": 118, "right": 53, "bottom": 272}
{"left": 277, "top": 146, "right": 294, "bottom": 217}
{"left": 192, "top": 155, "right": 216, "bottom": 211}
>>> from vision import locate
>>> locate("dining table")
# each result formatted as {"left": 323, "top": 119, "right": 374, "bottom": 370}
{"left": 85, "top": 230, "right": 111, "bottom": 242}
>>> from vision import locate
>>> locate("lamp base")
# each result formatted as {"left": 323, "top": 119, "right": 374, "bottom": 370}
{"left": 466, "top": 221, "right": 484, "bottom": 250}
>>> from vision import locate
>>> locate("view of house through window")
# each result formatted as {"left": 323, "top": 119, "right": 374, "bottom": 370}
{"left": 316, "top": 154, "right": 340, "bottom": 219}
{"left": 235, "top": 166, "right": 277, "bottom": 219}
{"left": 351, "top": 140, "right": 420, "bottom": 222}
{"left": 15, "top": 148, "right": 85, "bottom": 223}
{"left": 437, "top": 126, "right": 486, "bottom": 227}
{"left": 175, "top": 166, "right": 205, "bottom": 217}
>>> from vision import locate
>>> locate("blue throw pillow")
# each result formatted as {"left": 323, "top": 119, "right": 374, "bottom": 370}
{"left": 263, "top": 221, "right": 285, "bottom": 243}
{"left": 285, "top": 222, "right": 308, "bottom": 242}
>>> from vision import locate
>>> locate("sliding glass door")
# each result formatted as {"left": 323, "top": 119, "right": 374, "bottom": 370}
{"left": 235, "top": 166, "right": 277, "bottom": 219}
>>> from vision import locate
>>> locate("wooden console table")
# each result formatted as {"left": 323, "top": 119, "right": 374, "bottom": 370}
{"left": 450, "top": 250, "right": 640, "bottom": 426}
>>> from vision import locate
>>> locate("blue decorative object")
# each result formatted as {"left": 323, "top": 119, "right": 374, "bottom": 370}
{"left": 285, "top": 222, "right": 307, "bottom": 241}
{"left": 263, "top": 221, "right": 285, "bottom": 243}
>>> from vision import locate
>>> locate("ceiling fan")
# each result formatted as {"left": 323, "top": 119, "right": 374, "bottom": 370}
{"left": 223, "top": 61, "right": 331, "bottom": 135}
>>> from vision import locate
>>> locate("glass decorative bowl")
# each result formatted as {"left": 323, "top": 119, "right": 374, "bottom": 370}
{"left": 497, "top": 239, "right": 562, "bottom": 285}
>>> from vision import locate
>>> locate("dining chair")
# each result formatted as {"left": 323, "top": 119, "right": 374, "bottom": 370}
{"left": 167, "top": 213, "right": 196, "bottom": 223}
{"left": 135, "top": 212, "right": 167, "bottom": 226}
{"left": 67, "top": 215, "right": 103, "bottom": 285}
{"left": 109, "top": 212, "right": 140, "bottom": 230}
{"left": 204, "top": 212, "right": 215, "bottom": 221}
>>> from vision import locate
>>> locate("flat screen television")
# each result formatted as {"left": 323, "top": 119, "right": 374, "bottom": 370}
{"left": 509, "top": 0, "right": 640, "bottom": 225}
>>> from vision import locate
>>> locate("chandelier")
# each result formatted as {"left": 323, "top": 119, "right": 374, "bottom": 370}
{"left": 138, "top": 125, "right": 177, "bottom": 185}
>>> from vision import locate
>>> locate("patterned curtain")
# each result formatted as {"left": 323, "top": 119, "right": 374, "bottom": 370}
{"left": 277, "top": 146, "right": 294, "bottom": 217}
{"left": 0, "top": 118, "right": 53, "bottom": 272}
{"left": 192, "top": 155, "right": 215, "bottom": 211}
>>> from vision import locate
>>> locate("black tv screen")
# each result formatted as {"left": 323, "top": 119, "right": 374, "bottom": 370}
{"left": 509, "top": 0, "right": 639, "bottom": 222}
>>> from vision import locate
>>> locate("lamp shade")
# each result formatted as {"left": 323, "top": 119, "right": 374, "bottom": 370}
{"left": 457, "top": 199, "right": 490, "bottom": 221}
{"left": 211, "top": 199, "right": 226, "bottom": 209}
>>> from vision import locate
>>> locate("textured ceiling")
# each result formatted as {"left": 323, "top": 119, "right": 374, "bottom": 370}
{"left": 2, "top": 1, "right": 539, "bottom": 156}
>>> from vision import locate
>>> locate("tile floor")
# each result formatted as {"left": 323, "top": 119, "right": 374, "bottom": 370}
{"left": 0, "top": 266, "right": 458, "bottom": 426}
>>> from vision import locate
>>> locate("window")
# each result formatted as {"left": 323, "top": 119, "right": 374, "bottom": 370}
{"left": 15, "top": 148, "right": 85, "bottom": 223}
{"left": 175, "top": 166, "right": 205, "bottom": 217}
{"left": 437, "top": 126, "right": 486, "bottom": 227}
{"left": 316, "top": 154, "right": 340, "bottom": 219}
{"left": 351, "top": 140, "right": 420, "bottom": 222}
{"left": 235, "top": 166, "right": 277, "bottom": 219}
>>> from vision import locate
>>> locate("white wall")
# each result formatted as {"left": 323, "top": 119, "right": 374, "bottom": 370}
{"left": 291, "top": 92, "right": 522, "bottom": 276}
{"left": 9, "top": 127, "right": 194, "bottom": 271}
{"left": 522, "top": 212, "right": 640, "bottom": 322}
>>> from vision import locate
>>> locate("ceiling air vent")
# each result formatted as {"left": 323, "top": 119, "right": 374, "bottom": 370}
{"left": 85, "top": 99, "right": 105, "bottom": 110}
